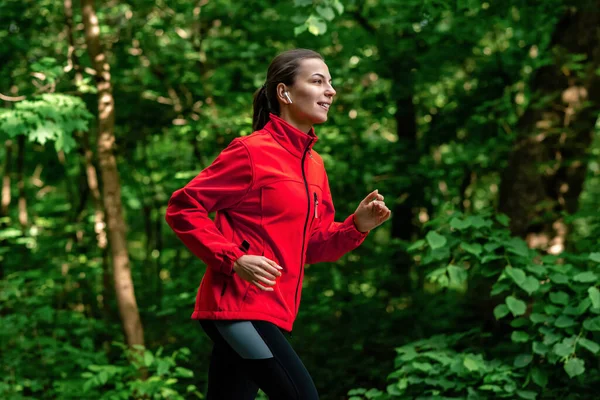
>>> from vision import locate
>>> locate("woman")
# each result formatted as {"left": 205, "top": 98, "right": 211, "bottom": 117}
{"left": 165, "top": 48, "right": 391, "bottom": 399}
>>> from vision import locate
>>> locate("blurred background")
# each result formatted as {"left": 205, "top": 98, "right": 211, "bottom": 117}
{"left": 1, "top": 0, "right": 600, "bottom": 399}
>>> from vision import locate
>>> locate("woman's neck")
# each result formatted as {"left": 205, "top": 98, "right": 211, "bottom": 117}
{"left": 278, "top": 109, "right": 313, "bottom": 134}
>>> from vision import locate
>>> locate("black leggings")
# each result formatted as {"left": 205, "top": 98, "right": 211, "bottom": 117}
{"left": 198, "top": 320, "right": 319, "bottom": 400}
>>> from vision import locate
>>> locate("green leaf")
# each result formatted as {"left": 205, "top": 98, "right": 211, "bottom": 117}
{"left": 511, "top": 331, "right": 530, "bottom": 343}
{"left": 466, "top": 216, "right": 488, "bottom": 228}
{"left": 316, "top": 5, "right": 335, "bottom": 21}
{"left": 413, "top": 361, "right": 432, "bottom": 372}
{"left": 589, "top": 253, "right": 600, "bottom": 263}
{"left": 491, "top": 280, "right": 511, "bottom": 295}
{"left": 426, "top": 231, "right": 447, "bottom": 250}
{"left": 514, "top": 354, "right": 533, "bottom": 368}
{"left": 331, "top": 0, "right": 344, "bottom": 14}
{"left": 549, "top": 291, "right": 569, "bottom": 305}
{"left": 506, "top": 238, "right": 529, "bottom": 257}
{"left": 532, "top": 341, "right": 549, "bottom": 355}
{"left": 306, "top": 15, "right": 327, "bottom": 35}
{"left": 174, "top": 367, "right": 194, "bottom": 378}
{"left": 506, "top": 296, "right": 527, "bottom": 316}
{"left": 463, "top": 355, "right": 484, "bottom": 372}
{"left": 407, "top": 239, "right": 425, "bottom": 252}
{"left": 526, "top": 264, "right": 546, "bottom": 276}
{"left": 564, "top": 298, "right": 591, "bottom": 316}
{"left": 518, "top": 276, "right": 540, "bottom": 295}
{"left": 589, "top": 287, "right": 600, "bottom": 309}
{"left": 511, "top": 317, "right": 528, "bottom": 328}
{"left": 578, "top": 338, "right": 600, "bottom": 354}
{"left": 484, "top": 242, "right": 501, "bottom": 253}
{"left": 294, "top": 24, "right": 307, "bottom": 36}
{"left": 427, "top": 267, "right": 448, "bottom": 286}
{"left": 542, "top": 330, "right": 561, "bottom": 345}
{"left": 461, "top": 242, "right": 482, "bottom": 256}
{"left": 496, "top": 214, "right": 510, "bottom": 227}
{"left": 505, "top": 267, "right": 526, "bottom": 285}
{"left": 450, "top": 217, "right": 471, "bottom": 230}
{"left": 564, "top": 358, "right": 585, "bottom": 378}
{"left": 531, "top": 367, "right": 548, "bottom": 387}
{"left": 294, "top": 0, "right": 313, "bottom": 6}
{"left": 98, "top": 370, "right": 108, "bottom": 385}
{"left": 530, "top": 313, "right": 550, "bottom": 324}
{"left": 554, "top": 315, "right": 576, "bottom": 328}
{"left": 144, "top": 350, "right": 154, "bottom": 367}
{"left": 544, "top": 304, "right": 561, "bottom": 315}
{"left": 573, "top": 271, "right": 598, "bottom": 283}
{"left": 550, "top": 274, "right": 569, "bottom": 284}
{"left": 517, "top": 390, "right": 537, "bottom": 400}
{"left": 447, "top": 265, "right": 467, "bottom": 287}
{"left": 29, "top": 122, "right": 56, "bottom": 145}
{"left": 553, "top": 342, "right": 572, "bottom": 358}
{"left": 494, "top": 304, "right": 510, "bottom": 320}
{"left": 583, "top": 316, "right": 600, "bottom": 331}
{"left": 55, "top": 132, "right": 77, "bottom": 153}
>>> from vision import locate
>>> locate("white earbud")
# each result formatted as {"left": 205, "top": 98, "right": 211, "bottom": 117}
{"left": 284, "top": 92, "right": 293, "bottom": 104}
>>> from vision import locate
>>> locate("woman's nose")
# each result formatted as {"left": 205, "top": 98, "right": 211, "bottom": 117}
{"left": 325, "top": 85, "right": 336, "bottom": 97}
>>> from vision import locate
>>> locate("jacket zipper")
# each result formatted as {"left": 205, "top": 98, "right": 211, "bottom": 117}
{"left": 295, "top": 143, "right": 313, "bottom": 316}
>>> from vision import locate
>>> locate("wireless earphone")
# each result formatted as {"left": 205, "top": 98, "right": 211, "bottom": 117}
{"left": 284, "top": 91, "right": 293, "bottom": 104}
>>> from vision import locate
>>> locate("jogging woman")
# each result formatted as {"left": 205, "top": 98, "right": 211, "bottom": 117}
{"left": 165, "top": 48, "right": 391, "bottom": 399}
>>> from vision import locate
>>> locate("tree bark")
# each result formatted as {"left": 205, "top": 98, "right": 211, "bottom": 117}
{"left": 81, "top": 0, "right": 145, "bottom": 347}
{"left": 16, "top": 135, "right": 28, "bottom": 231}
{"left": 498, "top": 3, "right": 600, "bottom": 248}
{"left": 64, "top": 0, "right": 83, "bottom": 85}
{"left": 1, "top": 140, "right": 13, "bottom": 217}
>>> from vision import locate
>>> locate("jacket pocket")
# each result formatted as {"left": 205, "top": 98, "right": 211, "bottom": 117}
{"left": 218, "top": 238, "right": 252, "bottom": 311}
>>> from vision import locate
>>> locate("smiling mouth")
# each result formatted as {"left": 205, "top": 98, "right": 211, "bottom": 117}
{"left": 317, "top": 102, "right": 330, "bottom": 110}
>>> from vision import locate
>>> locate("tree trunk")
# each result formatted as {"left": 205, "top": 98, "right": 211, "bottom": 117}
{"left": 81, "top": 0, "right": 145, "bottom": 347}
{"left": 65, "top": 0, "right": 107, "bottom": 250}
{"left": 16, "top": 135, "right": 28, "bottom": 231}
{"left": 1, "top": 140, "right": 13, "bottom": 217}
{"left": 498, "top": 3, "right": 600, "bottom": 250}
{"left": 64, "top": 0, "right": 83, "bottom": 85}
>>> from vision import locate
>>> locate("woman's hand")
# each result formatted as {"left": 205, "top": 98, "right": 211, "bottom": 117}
{"left": 353, "top": 189, "right": 391, "bottom": 233}
{"left": 233, "top": 255, "right": 283, "bottom": 291}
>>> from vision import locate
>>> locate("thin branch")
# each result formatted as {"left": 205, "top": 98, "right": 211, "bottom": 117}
{"left": 0, "top": 93, "right": 26, "bottom": 102}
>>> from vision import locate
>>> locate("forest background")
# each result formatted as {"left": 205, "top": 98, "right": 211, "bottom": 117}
{"left": 1, "top": 0, "right": 600, "bottom": 399}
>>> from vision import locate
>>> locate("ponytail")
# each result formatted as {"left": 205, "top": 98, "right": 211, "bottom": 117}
{"left": 252, "top": 85, "right": 273, "bottom": 131}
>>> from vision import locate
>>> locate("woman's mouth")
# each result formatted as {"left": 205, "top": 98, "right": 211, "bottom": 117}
{"left": 317, "top": 102, "right": 330, "bottom": 110}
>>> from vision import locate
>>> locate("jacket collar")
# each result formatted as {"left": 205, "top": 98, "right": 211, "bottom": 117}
{"left": 264, "top": 113, "right": 318, "bottom": 158}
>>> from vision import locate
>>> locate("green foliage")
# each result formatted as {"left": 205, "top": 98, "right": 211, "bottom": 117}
{"left": 349, "top": 211, "right": 600, "bottom": 398}
{"left": 2, "top": 0, "right": 599, "bottom": 399}
{"left": 293, "top": 0, "right": 344, "bottom": 36}
{"left": 80, "top": 345, "right": 200, "bottom": 400}
{"left": 0, "top": 94, "right": 92, "bottom": 152}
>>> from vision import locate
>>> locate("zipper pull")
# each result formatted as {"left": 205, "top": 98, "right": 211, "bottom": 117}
{"left": 314, "top": 192, "right": 318, "bottom": 218}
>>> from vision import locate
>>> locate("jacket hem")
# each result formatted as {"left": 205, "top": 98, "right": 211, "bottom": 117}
{"left": 191, "top": 310, "right": 294, "bottom": 332}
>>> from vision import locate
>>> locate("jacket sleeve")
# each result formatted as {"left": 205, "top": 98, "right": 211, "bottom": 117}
{"left": 165, "top": 138, "right": 252, "bottom": 275}
{"left": 305, "top": 170, "right": 369, "bottom": 265}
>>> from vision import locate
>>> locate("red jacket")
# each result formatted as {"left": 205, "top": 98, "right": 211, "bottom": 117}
{"left": 165, "top": 114, "right": 369, "bottom": 332}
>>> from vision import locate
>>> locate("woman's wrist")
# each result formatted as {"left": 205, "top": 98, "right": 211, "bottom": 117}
{"left": 352, "top": 213, "right": 367, "bottom": 233}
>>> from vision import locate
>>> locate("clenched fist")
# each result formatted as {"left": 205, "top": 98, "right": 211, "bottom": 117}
{"left": 353, "top": 189, "right": 391, "bottom": 233}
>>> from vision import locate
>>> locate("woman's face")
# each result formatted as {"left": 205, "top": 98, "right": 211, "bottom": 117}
{"left": 277, "top": 58, "right": 337, "bottom": 132}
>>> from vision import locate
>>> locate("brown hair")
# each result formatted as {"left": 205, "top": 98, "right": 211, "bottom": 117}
{"left": 252, "top": 49, "right": 324, "bottom": 131}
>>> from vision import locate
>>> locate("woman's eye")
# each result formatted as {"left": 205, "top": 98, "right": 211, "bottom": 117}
{"left": 315, "top": 80, "right": 322, "bottom": 84}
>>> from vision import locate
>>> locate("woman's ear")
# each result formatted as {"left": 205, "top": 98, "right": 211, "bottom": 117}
{"left": 276, "top": 83, "right": 289, "bottom": 103}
